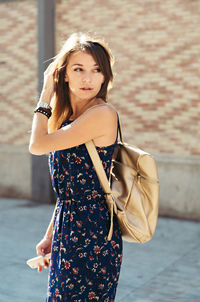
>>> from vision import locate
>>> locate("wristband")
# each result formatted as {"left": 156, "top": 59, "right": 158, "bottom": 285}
{"left": 34, "top": 107, "right": 52, "bottom": 119}
{"left": 36, "top": 101, "right": 52, "bottom": 110}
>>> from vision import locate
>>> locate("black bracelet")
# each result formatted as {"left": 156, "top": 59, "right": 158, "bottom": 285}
{"left": 34, "top": 107, "right": 52, "bottom": 119}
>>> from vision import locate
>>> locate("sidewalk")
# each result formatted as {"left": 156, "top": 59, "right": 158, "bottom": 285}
{"left": 0, "top": 198, "right": 200, "bottom": 302}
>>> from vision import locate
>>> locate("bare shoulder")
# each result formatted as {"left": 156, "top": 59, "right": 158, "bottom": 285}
{"left": 68, "top": 100, "right": 118, "bottom": 146}
{"left": 84, "top": 102, "right": 118, "bottom": 124}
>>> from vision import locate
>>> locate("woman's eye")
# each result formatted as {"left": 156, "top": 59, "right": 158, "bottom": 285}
{"left": 74, "top": 68, "right": 83, "bottom": 72}
{"left": 94, "top": 68, "right": 101, "bottom": 73}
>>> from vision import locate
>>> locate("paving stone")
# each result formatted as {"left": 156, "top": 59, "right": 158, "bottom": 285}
{"left": 0, "top": 198, "right": 200, "bottom": 302}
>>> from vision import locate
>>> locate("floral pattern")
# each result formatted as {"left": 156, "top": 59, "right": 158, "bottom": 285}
{"left": 46, "top": 119, "right": 123, "bottom": 301}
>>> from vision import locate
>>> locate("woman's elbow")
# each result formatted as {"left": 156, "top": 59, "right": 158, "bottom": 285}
{"left": 29, "top": 142, "right": 45, "bottom": 156}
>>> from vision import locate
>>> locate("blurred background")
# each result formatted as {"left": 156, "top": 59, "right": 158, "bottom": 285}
{"left": 0, "top": 0, "right": 200, "bottom": 301}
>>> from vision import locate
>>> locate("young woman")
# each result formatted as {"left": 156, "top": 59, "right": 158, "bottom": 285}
{"left": 29, "top": 33, "right": 123, "bottom": 301}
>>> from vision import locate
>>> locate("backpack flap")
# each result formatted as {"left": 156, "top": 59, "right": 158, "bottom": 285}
{"left": 111, "top": 142, "right": 159, "bottom": 243}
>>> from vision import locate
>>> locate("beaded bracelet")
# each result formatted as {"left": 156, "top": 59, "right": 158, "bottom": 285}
{"left": 34, "top": 107, "right": 52, "bottom": 119}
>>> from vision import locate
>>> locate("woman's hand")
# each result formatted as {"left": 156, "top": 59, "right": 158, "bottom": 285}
{"left": 40, "top": 62, "right": 57, "bottom": 104}
{"left": 36, "top": 237, "right": 52, "bottom": 273}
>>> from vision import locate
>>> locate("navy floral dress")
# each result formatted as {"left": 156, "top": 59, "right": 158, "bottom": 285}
{"left": 46, "top": 119, "right": 123, "bottom": 302}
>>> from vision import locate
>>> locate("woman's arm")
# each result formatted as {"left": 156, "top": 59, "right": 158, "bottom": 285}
{"left": 37, "top": 204, "right": 56, "bottom": 249}
{"left": 43, "top": 204, "right": 57, "bottom": 240}
{"left": 29, "top": 105, "right": 116, "bottom": 155}
{"left": 36, "top": 203, "right": 57, "bottom": 262}
{"left": 35, "top": 204, "right": 57, "bottom": 273}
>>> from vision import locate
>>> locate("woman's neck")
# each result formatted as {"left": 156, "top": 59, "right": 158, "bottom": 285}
{"left": 70, "top": 97, "right": 97, "bottom": 119}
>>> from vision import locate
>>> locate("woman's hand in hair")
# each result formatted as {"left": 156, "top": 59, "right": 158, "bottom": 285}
{"left": 40, "top": 62, "right": 57, "bottom": 104}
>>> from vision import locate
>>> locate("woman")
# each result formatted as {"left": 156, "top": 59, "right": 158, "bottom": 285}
{"left": 29, "top": 32, "right": 123, "bottom": 301}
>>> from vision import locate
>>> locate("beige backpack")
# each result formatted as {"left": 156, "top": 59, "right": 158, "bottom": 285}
{"left": 85, "top": 112, "right": 159, "bottom": 243}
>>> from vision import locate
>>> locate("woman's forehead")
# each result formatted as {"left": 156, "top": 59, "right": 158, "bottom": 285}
{"left": 68, "top": 50, "right": 97, "bottom": 67}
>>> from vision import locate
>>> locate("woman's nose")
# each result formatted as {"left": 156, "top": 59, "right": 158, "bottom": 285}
{"left": 82, "top": 72, "right": 92, "bottom": 83}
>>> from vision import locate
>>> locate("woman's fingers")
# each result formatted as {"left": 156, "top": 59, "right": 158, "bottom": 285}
{"left": 38, "top": 263, "right": 43, "bottom": 273}
{"left": 35, "top": 238, "right": 52, "bottom": 272}
{"left": 45, "top": 61, "right": 56, "bottom": 75}
{"left": 37, "top": 247, "right": 44, "bottom": 256}
{"left": 37, "top": 254, "right": 50, "bottom": 272}
{"left": 43, "top": 65, "right": 55, "bottom": 94}
{"left": 44, "top": 259, "right": 50, "bottom": 269}
{"left": 37, "top": 257, "right": 50, "bottom": 272}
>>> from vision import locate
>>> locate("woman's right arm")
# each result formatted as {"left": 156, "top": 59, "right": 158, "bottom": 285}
{"left": 36, "top": 204, "right": 57, "bottom": 272}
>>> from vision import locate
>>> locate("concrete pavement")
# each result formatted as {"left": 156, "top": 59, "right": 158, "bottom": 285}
{"left": 0, "top": 198, "right": 200, "bottom": 302}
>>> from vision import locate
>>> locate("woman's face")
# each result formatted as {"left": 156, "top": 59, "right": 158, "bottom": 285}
{"left": 65, "top": 51, "right": 105, "bottom": 102}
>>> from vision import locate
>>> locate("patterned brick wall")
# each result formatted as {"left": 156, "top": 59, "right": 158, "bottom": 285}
{"left": 1, "top": 0, "right": 200, "bottom": 156}
{"left": 56, "top": 0, "right": 200, "bottom": 155}
{"left": 0, "top": 0, "right": 37, "bottom": 145}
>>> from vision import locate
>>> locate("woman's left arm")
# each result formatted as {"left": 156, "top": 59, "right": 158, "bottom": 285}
{"left": 29, "top": 104, "right": 116, "bottom": 155}
{"left": 29, "top": 62, "right": 55, "bottom": 154}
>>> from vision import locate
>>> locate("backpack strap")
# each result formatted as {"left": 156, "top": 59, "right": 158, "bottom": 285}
{"left": 105, "top": 103, "right": 123, "bottom": 143}
{"left": 117, "top": 116, "right": 123, "bottom": 143}
{"left": 85, "top": 103, "right": 124, "bottom": 240}
{"left": 85, "top": 139, "right": 118, "bottom": 241}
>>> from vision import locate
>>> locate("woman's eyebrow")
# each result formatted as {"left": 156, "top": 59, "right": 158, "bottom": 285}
{"left": 71, "top": 63, "right": 99, "bottom": 67}
{"left": 72, "top": 63, "right": 83, "bottom": 67}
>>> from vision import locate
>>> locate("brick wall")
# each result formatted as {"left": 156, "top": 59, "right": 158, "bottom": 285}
{"left": 0, "top": 0, "right": 37, "bottom": 145}
{"left": 0, "top": 0, "right": 200, "bottom": 156}
{"left": 56, "top": 0, "right": 200, "bottom": 156}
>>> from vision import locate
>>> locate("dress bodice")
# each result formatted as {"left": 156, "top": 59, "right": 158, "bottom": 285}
{"left": 48, "top": 120, "right": 118, "bottom": 201}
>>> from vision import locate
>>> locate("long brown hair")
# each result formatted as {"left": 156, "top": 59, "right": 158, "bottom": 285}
{"left": 48, "top": 33, "right": 114, "bottom": 132}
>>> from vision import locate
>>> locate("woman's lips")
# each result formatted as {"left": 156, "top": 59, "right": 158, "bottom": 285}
{"left": 80, "top": 87, "right": 93, "bottom": 90}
